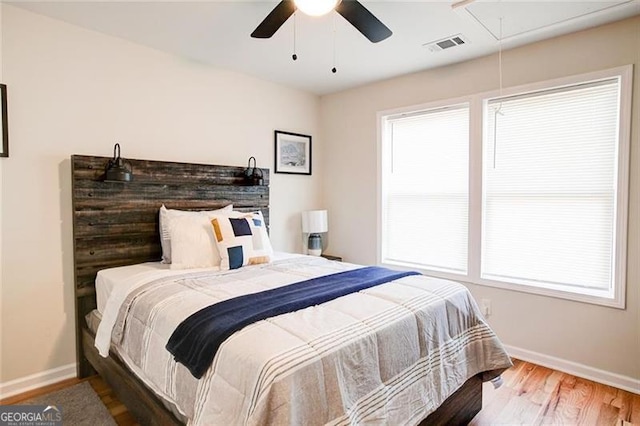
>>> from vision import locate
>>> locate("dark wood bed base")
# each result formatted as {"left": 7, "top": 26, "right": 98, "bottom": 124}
{"left": 71, "top": 154, "right": 482, "bottom": 425}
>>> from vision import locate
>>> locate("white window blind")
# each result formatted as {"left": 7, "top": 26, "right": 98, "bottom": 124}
{"left": 482, "top": 79, "right": 621, "bottom": 291}
{"left": 382, "top": 105, "right": 469, "bottom": 273}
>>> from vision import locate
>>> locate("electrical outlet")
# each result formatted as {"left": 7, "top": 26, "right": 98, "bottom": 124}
{"left": 481, "top": 299, "right": 492, "bottom": 317}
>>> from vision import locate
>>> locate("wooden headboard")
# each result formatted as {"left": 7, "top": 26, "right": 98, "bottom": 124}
{"left": 71, "top": 155, "right": 269, "bottom": 377}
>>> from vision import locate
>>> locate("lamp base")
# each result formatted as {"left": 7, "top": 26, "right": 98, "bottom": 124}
{"left": 308, "top": 233, "right": 322, "bottom": 256}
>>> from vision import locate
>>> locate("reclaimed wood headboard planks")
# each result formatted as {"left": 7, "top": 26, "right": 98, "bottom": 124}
{"left": 71, "top": 155, "right": 269, "bottom": 377}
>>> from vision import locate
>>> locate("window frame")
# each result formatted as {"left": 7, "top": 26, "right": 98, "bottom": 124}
{"left": 378, "top": 65, "right": 632, "bottom": 309}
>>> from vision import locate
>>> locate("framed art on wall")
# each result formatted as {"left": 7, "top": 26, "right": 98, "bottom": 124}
{"left": 1, "top": 84, "right": 7, "bottom": 158}
{"left": 274, "top": 130, "right": 311, "bottom": 175}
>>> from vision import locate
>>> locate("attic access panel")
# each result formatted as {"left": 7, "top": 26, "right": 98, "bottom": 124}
{"left": 464, "top": 1, "right": 634, "bottom": 40}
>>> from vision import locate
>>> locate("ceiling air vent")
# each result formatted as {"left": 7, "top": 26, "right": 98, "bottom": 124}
{"left": 423, "top": 34, "right": 469, "bottom": 53}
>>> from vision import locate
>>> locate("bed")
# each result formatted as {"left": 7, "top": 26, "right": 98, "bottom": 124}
{"left": 71, "top": 155, "right": 512, "bottom": 425}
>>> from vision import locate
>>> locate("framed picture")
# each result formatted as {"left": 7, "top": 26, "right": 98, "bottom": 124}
{"left": 1, "top": 84, "right": 7, "bottom": 158}
{"left": 274, "top": 130, "right": 311, "bottom": 175}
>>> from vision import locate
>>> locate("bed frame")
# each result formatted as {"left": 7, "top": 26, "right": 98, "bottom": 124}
{"left": 71, "top": 154, "right": 482, "bottom": 425}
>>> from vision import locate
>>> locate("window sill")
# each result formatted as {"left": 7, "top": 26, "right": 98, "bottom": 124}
{"left": 380, "top": 260, "right": 625, "bottom": 309}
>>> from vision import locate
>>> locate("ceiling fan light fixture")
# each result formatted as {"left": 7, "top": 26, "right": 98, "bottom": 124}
{"left": 294, "top": 0, "right": 341, "bottom": 16}
{"left": 251, "top": 0, "right": 392, "bottom": 43}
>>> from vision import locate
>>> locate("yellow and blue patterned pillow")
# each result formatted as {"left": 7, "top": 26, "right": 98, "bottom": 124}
{"left": 210, "top": 211, "right": 273, "bottom": 270}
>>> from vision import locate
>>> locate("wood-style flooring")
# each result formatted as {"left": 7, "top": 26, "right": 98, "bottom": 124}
{"left": 88, "top": 375, "right": 139, "bottom": 426}
{"left": 471, "top": 359, "right": 640, "bottom": 425}
{"left": 3, "top": 360, "right": 639, "bottom": 425}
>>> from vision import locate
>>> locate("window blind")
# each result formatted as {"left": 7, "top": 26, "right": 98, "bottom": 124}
{"left": 383, "top": 105, "right": 469, "bottom": 273}
{"left": 482, "top": 79, "right": 620, "bottom": 290}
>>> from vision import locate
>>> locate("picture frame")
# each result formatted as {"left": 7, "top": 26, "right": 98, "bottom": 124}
{"left": 1, "top": 84, "right": 7, "bottom": 158}
{"left": 274, "top": 130, "right": 312, "bottom": 175}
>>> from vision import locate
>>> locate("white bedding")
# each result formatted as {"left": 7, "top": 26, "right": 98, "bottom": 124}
{"left": 95, "top": 252, "right": 302, "bottom": 314}
{"left": 96, "top": 262, "right": 177, "bottom": 314}
{"left": 95, "top": 255, "right": 512, "bottom": 425}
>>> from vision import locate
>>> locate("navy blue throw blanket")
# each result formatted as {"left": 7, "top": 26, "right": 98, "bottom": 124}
{"left": 166, "top": 266, "right": 420, "bottom": 378}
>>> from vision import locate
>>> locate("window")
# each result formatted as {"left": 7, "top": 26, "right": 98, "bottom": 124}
{"left": 483, "top": 80, "right": 620, "bottom": 294}
{"left": 381, "top": 104, "right": 469, "bottom": 274}
{"left": 380, "top": 66, "right": 631, "bottom": 308}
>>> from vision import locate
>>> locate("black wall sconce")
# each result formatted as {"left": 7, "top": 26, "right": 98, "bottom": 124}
{"left": 244, "top": 156, "right": 264, "bottom": 186}
{"left": 104, "top": 143, "right": 133, "bottom": 182}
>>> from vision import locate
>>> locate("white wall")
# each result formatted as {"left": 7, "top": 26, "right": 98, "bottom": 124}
{"left": 320, "top": 17, "right": 640, "bottom": 382}
{"left": 0, "top": 5, "right": 322, "bottom": 382}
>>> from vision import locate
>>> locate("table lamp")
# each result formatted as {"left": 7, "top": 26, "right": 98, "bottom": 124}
{"left": 302, "top": 210, "right": 328, "bottom": 256}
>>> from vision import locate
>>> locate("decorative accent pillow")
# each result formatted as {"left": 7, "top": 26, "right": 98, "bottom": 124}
{"left": 159, "top": 204, "right": 233, "bottom": 264}
{"left": 210, "top": 211, "right": 273, "bottom": 270}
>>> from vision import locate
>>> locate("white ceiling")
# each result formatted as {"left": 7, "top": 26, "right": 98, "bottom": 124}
{"left": 9, "top": 0, "right": 640, "bottom": 95}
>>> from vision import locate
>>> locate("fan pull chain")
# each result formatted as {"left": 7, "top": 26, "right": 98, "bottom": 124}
{"left": 331, "top": 13, "right": 337, "bottom": 73}
{"left": 292, "top": 12, "right": 298, "bottom": 61}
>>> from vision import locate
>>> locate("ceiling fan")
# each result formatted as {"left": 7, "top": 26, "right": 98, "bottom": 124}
{"left": 251, "top": 0, "right": 393, "bottom": 43}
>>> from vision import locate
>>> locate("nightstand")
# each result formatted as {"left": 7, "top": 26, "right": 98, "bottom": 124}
{"left": 321, "top": 254, "right": 343, "bottom": 262}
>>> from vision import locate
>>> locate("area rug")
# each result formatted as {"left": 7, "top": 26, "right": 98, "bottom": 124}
{"left": 19, "top": 381, "right": 116, "bottom": 426}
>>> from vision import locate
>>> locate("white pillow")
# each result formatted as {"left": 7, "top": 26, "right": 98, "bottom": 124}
{"left": 169, "top": 214, "right": 221, "bottom": 270}
{"left": 159, "top": 204, "right": 232, "bottom": 264}
{"left": 210, "top": 211, "right": 273, "bottom": 270}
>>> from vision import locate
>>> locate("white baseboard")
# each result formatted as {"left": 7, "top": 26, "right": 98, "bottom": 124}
{"left": 0, "top": 363, "right": 77, "bottom": 400}
{"left": 504, "top": 344, "right": 640, "bottom": 395}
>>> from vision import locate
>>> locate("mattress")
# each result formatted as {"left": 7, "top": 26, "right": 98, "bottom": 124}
{"left": 94, "top": 255, "right": 512, "bottom": 425}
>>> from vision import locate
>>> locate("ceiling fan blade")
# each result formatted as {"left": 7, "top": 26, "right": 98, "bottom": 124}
{"left": 336, "top": 0, "right": 392, "bottom": 43}
{"left": 251, "top": 0, "right": 297, "bottom": 39}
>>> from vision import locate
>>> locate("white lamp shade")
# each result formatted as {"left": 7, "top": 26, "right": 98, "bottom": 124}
{"left": 302, "top": 210, "right": 328, "bottom": 233}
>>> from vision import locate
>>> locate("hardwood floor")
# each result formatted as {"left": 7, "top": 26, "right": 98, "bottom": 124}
{"left": 4, "top": 360, "right": 639, "bottom": 425}
{"left": 471, "top": 359, "right": 640, "bottom": 425}
{"left": 88, "top": 376, "right": 139, "bottom": 426}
